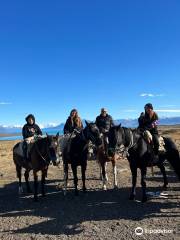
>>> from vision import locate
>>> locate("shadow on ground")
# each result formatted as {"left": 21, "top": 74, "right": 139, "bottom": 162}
{"left": 0, "top": 178, "right": 179, "bottom": 237}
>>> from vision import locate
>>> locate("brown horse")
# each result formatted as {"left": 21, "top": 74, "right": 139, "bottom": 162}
{"left": 13, "top": 133, "right": 61, "bottom": 201}
{"left": 96, "top": 137, "right": 118, "bottom": 190}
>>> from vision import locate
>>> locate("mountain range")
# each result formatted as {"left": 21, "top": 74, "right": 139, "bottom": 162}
{"left": 1, "top": 117, "right": 180, "bottom": 134}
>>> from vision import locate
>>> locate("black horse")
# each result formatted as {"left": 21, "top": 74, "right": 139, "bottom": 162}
{"left": 108, "top": 125, "right": 180, "bottom": 202}
{"left": 13, "top": 133, "right": 61, "bottom": 201}
{"left": 61, "top": 121, "right": 102, "bottom": 196}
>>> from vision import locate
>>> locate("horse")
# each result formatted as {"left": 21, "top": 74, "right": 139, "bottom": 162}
{"left": 96, "top": 136, "right": 118, "bottom": 190}
{"left": 108, "top": 125, "right": 180, "bottom": 202}
{"left": 13, "top": 133, "right": 61, "bottom": 201}
{"left": 60, "top": 121, "right": 102, "bottom": 196}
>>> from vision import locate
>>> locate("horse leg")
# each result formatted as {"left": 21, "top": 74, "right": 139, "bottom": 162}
{"left": 112, "top": 160, "right": 118, "bottom": 189}
{"left": 105, "top": 162, "right": 108, "bottom": 181}
{"left": 24, "top": 169, "right": 32, "bottom": 193}
{"left": 33, "top": 171, "right": 38, "bottom": 201}
{"left": 99, "top": 162, "right": 102, "bottom": 180}
{"left": 141, "top": 167, "right": 147, "bottom": 203}
{"left": 101, "top": 162, "right": 107, "bottom": 190}
{"left": 81, "top": 164, "right": 87, "bottom": 193}
{"left": 129, "top": 164, "right": 137, "bottom": 200}
{"left": 16, "top": 165, "right": 23, "bottom": 194}
{"left": 63, "top": 163, "right": 68, "bottom": 196}
{"left": 72, "top": 165, "right": 78, "bottom": 196}
{"left": 157, "top": 163, "right": 168, "bottom": 189}
{"left": 41, "top": 170, "right": 46, "bottom": 197}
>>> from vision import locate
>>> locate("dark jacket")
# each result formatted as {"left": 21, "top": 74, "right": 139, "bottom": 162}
{"left": 63, "top": 117, "right": 83, "bottom": 134}
{"left": 138, "top": 112, "right": 159, "bottom": 134}
{"left": 22, "top": 123, "right": 42, "bottom": 139}
{"left": 95, "top": 114, "right": 114, "bottom": 133}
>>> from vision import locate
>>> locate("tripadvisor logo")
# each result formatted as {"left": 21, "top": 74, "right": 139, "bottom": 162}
{"left": 135, "top": 227, "right": 143, "bottom": 236}
{"left": 135, "top": 227, "right": 173, "bottom": 236}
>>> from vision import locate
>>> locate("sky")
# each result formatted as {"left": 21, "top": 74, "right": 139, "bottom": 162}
{"left": 0, "top": 0, "right": 180, "bottom": 126}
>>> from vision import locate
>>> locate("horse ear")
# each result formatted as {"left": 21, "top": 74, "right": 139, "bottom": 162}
{"left": 46, "top": 133, "right": 49, "bottom": 137}
{"left": 56, "top": 132, "right": 59, "bottom": 137}
{"left": 119, "top": 123, "right": 121, "bottom": 128}
{"left": 85, "top": 120, "right": 89, "bottom": 126}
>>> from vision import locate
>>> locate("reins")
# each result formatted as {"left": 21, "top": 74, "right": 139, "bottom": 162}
{"left": 118, "top": 128, "right": 138, "bottom": 157}
{"left": 34, "top": 139, "right": 50, "bottom": 164}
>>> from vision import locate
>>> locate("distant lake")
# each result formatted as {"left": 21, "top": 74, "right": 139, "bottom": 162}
{"left": 0, "top": 128, "right": 63, "bottom": 141}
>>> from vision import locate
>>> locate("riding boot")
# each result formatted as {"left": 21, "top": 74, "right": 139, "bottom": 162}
{"left": 153, "top": 148, "right": 159, "bottom": 164}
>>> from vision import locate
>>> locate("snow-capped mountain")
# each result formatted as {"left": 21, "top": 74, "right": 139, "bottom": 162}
{"left": 1, "top": 117, "right": 180, "bottom": 134}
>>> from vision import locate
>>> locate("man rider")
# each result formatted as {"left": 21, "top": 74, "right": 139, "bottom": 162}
{"left": 138, "top": 103, "right": 159, "bottom": 161}
{"left": 95, "top": 108, "right": 114, "bottom": 155}
{"left": 22, "top": 114, "right": 42, "bottom": 162}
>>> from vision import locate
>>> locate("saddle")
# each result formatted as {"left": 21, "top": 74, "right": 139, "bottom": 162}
{"left": 59, "top": 133, "right": 76, "bottom": 157}
{"left": 14, "top": 137, "right": 36, "bottom": 158}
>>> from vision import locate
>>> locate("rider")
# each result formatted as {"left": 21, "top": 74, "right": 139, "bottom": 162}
{"left": 63, "top": 109, "right": 83, "bottom": 134}
{"left": 95, "top": 108, "right": 114, "bottom": 155}
{"left": 138, "top": 103, "right": 159, "bottom": 160}
{"left": 22, "top": 114, "right": 42, "bottom": 162}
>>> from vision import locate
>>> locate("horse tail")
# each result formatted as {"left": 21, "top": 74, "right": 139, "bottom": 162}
{"left": 163, "top": 137, "right": 180, "bottom": 181}
{"left": 13, "top": 143, "right": 20, "bottom": 163}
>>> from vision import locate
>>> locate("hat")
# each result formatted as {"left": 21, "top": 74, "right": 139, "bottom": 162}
{"left": 144, "top": 103, "right": 153, "bottom": 110}
{"left": 101, "top": 108, "right": 107, "bottom": 112}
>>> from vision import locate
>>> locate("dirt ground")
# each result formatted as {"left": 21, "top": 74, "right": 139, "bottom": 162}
{"left": 0, "top": 127, "right": 180, "bottom": 240}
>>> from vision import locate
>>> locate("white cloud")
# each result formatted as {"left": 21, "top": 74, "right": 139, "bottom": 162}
{"left": 155, "top": 109, "right": 180, "bottom": 113}
{"left": 0, "top": 102, "right": 12, "bottom": 105}
{"left": 158, "top": 105, "right": 177, "bottom": 108}
{"left": 39, "top": 123, "right": 59, "bottom": 129}
{"left": 140, "top": 93, "right": 165, "bottom": 97}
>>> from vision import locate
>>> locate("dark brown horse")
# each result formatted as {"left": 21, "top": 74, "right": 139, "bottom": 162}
{"left": 60, "top": 121, "right": 102, "bottom": 196}
{"left": 13, "top": 133, "right": 61, "bottom": 201}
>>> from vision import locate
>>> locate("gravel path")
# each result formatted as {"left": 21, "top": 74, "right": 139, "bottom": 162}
{"left": 0, "top": 139, "right": 179, "bottom": 240}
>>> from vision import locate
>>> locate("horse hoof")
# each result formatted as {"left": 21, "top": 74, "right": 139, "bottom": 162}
{"left": 114, "top": 185, "right": 118, "bottom": 190}
{"left": 83, "top": 188, "right": 87, "bottom": 193}
{"left": 103, "top": 187, "right": 107, "bottom": 191}
{"left": 129, "top": 195, "right": 135, "bottom": 200}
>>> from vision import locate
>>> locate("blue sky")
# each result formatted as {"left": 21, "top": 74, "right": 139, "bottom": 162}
{"left": 0, "top": 0, "right": 180, "bottom": 126}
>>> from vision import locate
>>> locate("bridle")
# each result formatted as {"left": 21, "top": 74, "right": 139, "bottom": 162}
{"left": 109, "top": 127, "right": 137, "bottom": 157}
{"left": 34, "top": 137, "right": 57, "bottom": 164}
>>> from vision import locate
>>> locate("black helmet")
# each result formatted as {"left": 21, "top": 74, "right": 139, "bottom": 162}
{"left": 144, "top": 103, "right": 153, "bottom": 110}
{"left": 25, "top": 114, "right": 35, "bottom": 123}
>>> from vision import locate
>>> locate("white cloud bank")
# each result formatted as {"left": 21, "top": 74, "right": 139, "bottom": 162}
{"left": 0, "top": 102, "right": 12, "bottom": 105}
{"left": 155, "top": 109, "right": 180, "bottom": 113}
{"left": 140, "top": 93, "right": 164, "bottom": 97}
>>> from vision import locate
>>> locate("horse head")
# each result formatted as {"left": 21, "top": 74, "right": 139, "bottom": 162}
{"left": 108, "top": 124, "right": 124, "bottom": 156}
{"left": 84, "top": 120, "right": 102, "bottom": 146}
{"left": 46, "top": 132, "right": 61, "bottom": 166}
